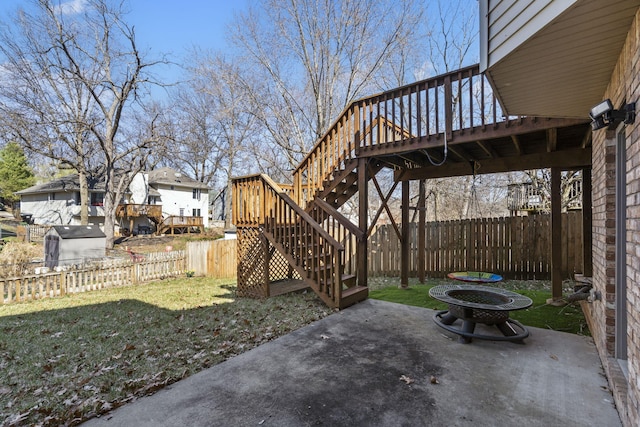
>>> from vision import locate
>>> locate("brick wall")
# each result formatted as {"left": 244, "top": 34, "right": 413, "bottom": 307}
{"left": 588, "top": 7, "right": 640, "bottom": 427}
{"left": 624, "top": 9, "right": 640, "bottom": 422}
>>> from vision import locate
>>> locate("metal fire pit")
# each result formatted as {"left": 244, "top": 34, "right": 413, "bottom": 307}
{"left": 429, "top": 284, "right": 533, "bottom": 344}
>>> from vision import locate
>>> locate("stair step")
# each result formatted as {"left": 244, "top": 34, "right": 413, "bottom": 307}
{"left": 339, "top": 285, "right": 368, "bottom": 309}
{"left": 342, "top": 274, "right": 357, "bottom": 288}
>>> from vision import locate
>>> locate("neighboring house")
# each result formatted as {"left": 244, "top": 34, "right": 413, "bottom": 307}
{"left": 130, "top": 167, "right": 210, "bottom": 229}
{"left": 16, "top": 173, "right": 108, "bottom": 226}
{"left": 480, "top": 1, "right": 640, "bottom": 425}
{"left": 17, "top": 167, "right": 210, "bottom": 233}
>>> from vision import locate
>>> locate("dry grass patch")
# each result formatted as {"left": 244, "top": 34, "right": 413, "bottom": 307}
{"left": 0, "top": 278, "right": 332, "bottom": 426}
{"left": 0, "top": 241, "right": 42, "bottom": 277}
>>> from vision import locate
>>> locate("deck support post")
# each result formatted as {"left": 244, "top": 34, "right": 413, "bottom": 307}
{"left": 418, "top": 179, "right": 426, "bottom": 283}
{"left": 357, "top": 157, "right": 368, "bottom": 287}
{"left": 400, "top": 178, "right": 410, "bottom": 288}
{"left": 550, "top": 167, "right": 563, "bottom": 302}
{"left": 582, "top": 168, "right": 593, "bottom": 277}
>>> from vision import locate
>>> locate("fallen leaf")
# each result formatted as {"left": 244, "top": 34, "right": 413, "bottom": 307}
{"left": 320, "top": 334, "right": 330, "bottom": 340}
{"left": 400, "top": 375, "right": 414, "bottom": 384}
{"left": 430, "top": 376, "right": 439, "bottom": 384}
{"left": 550, "top": 354, "right": 558, "bottom": 361}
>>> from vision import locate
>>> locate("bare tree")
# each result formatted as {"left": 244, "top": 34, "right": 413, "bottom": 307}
{"left": 230, "top": 0, "right": 424, "bottom": 173}
{"left": 416, "top": 0, "right": 498, "bottom": 221}
{"left": 166, "top": 52, "right": 257, "bottom": 227}
{"left": 425, "top": 0, "right": 478, "bottom": 76}
{"left": 0, "top": 0, "right": 166, "bottom": 248}
{"left": 163, "top": 85, "right": 225, "bottom": 185}
{"left": 524, "top": 169, "right": 583, "bottom": 213}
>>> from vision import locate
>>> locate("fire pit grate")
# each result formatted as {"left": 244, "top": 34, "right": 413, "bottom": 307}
{"left": 429, "top": 284, "right": 533, "bottom": 344}
{"left": 429, "top": 284, "right": 533, "bottom": 311}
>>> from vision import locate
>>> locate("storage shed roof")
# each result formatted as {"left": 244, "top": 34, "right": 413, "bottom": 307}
{"left": 50, "top": 225, "right": 106, "bottom": 239}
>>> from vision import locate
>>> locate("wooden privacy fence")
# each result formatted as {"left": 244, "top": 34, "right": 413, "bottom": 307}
{"left": 186, "top": 239, "right": 237, "bottom": 278}
{"left": 2, "top": 250, "right": 186, "bottom": 304}
{"left": 368, "top": 212, "right": 583, "bottom": 280}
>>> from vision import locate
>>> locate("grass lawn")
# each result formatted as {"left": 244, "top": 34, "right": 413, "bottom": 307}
{"left": 368, "top": 277, "right": 590, "bottom": 336}
{"left": 0, "top": 278, "right": 332, "bottom": 426}
{"left": 1, "top": 275, "right": 589, "bottom": 426}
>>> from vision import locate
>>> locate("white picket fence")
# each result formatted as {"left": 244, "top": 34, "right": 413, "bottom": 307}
{"left": 1, "top": 250, "right": 186, "bottom": 304}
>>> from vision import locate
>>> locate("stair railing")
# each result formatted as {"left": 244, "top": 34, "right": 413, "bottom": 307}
{"left": 293, "top": 64, "right": 505, "bottom": 207}
{"left": 232, "top": 173, "right": 346, "bottom": 307}
{"left": 308, "top": 197, "right": 364, "bottom": 283}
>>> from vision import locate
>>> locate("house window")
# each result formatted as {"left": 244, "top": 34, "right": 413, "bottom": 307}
{"left": 193, "top": 188, "right": 201, "bottom": 200}
{"left": 192, "top": 208, "right": 201, "bottom": 217}
{"left": 74, "top": 192, "right": 80, "bottom": 204}
{"left": 49, "top": 192, "right": 56, "bottom": 201}
{"left": 90, "top": 192, "right": 104, "bottom": 206}
{"left": 179, "top": 208, "right": 184, "bottom": 217}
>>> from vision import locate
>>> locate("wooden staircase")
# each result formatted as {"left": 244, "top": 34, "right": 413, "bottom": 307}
{"left": 233, "top": 174, "right": 367, "bottom": 308}
{"left": 232, "top": 63, "right": 591, "bottom": 309}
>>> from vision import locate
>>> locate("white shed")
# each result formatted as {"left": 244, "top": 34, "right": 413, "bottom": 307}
{"left": 44, "top": 225, "right": 106, "bottom": 267}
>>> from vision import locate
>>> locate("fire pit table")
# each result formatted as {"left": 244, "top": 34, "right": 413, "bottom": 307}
{"left": 429, "top": 284, "right": 533, "bottom": 344}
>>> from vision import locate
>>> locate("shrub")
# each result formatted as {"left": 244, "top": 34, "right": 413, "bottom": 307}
{"left": 0, "top": 241, "right": 41, "bottom": 277}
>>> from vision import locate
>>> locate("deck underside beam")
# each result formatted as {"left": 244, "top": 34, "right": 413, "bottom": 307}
{"left": 396, "top": 147, "right": 591, "bottom": 181}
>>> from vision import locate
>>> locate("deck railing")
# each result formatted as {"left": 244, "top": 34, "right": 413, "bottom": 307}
{"left": 157, "top": 216, "right": 204, "bottom": 229}
{"left": 292, "top": 64, "right": 506, "bottom": 206}
{"left": 116, "top": 204, "right": 163, "bottom": 220}
{"left": 308, "top": 198, "right": 363, "bottom": 280}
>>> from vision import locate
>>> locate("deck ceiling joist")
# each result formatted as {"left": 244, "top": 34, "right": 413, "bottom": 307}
{"left": 356, "top": 117, "right": 589, "bottom": 158}
{"left": 396, "top": 147, "right": 591, "bottom": 181}
{"left": 357, "top": 118, "right": 595, "bottom": 181}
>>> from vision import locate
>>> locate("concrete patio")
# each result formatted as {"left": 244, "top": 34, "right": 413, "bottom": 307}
{"left": 83, "top": 299, "right": 620, "bottom": 427}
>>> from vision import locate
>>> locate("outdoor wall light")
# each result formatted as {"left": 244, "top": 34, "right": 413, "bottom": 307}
{"left": 589, "top": 98, "right": 636, "bottom": 130}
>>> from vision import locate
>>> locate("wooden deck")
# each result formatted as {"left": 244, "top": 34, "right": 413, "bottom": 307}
{"left": 157, "top": 216, "right": 204, "bottom": 235}
{"left": 232, "top": 63, "right": 593, "bottom": 308}
{"left": 116, "top": 204, "right": 163, "bottom": 222}
{"left": 116, "top": 204, "right": 163, "bottom": 235}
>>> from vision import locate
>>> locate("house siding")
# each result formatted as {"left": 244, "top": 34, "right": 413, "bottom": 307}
{"left": 20, "top": 192, "right": 77, "bottom": 225}
{"left": 480, "top": 0, "right": 576, "bottom": 70}
{"left": 155, "top": 184, "right": 210, "bottom": 228}
{"left": 129, "top": 173, "right": 149, "bottom": 204}
{"left": 589, "top": 7, "right": 640, "bottom": 426}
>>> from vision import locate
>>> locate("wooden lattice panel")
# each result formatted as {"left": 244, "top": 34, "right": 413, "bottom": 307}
{"left": 268, "top": 249, "right": 301, "bottom": 282}
{"left": 236, "top": 227, "right": 268, "bottom": 298}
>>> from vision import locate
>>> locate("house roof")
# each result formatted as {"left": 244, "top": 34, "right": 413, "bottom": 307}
{"left": 49, "top": 225, "right": 106, "bottom": 239}
{"left": 147, "top": 167, "right": 209, "bottom": 190}
{"left": 16, "top": 173, "right": 105, "bottom": 195}
{"left": 16, "top": 169, "right": 134, "bottom": 196}
{"left": 482, "top": 0, "right": 640, "bottom": 118}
